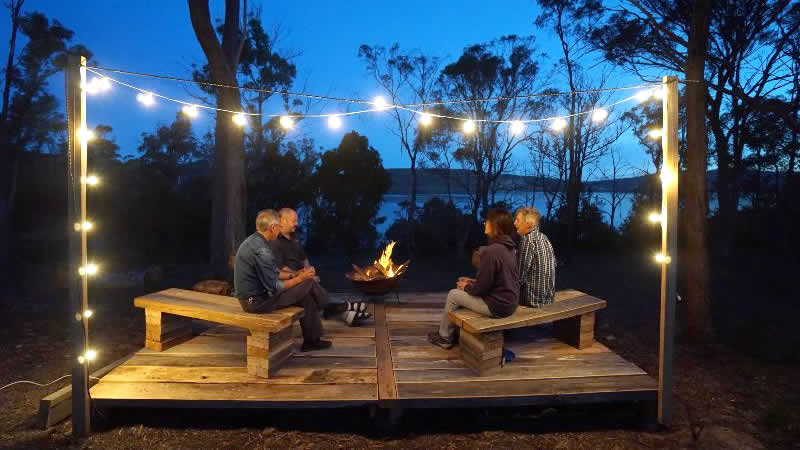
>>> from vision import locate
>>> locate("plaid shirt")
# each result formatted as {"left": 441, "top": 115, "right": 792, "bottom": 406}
{"left": 516, "top": 227, "right": 556, "bottom": 308}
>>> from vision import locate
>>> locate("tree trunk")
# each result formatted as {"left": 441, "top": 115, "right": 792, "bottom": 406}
{"left": 188, "top": 0, "right": 246, "bottom": 278}
{"left": 684, "top": 0, "right": 712, "bottom": 342}
{"left": 0, "top": 0, "right": 23, "bottom": 287}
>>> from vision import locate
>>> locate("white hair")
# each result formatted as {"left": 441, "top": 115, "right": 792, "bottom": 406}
{"left": 255, "top": 209, "right": 279, "bottom": 232}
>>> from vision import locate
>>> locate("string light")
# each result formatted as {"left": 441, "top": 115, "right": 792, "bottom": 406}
{"left": 77, "top": 356, "right": 85, "bottom": 364}
{"left": 372, "top": 96, "right": 389, "bottom": 111}
{"left": 327, "top": 115, "right": 342, "bottom": 129}
{"left": 83, "top": 77, "right": 111, "bottom": 95}
{"left": 181, "top": 105, "right": 199, "bottom": 118}
{"left": 75, "top": 310, "right": 93, "bottom": 321}
{"left": 232, "top": 113, "right": 247, "bottom": 127}
{"left": 463, "top": 120, "right": 476, "bottom": 134}
{"left": 279, "top": 115, "right": 294, "bottom": 129}
{"left": 418, "top": 112, "right": 433, "bottom": 127}
{"left": 83, "top": 174, "right": 100, "bottom": 186}
{"left": 551, "top": 118, "right": 567, "bottom": 132}
{"left": 78, "top": 127, "right": 94, "bottom": 142}
{"left": 654, "top": 253, "right": 671, "bottom": 264}
{"left": 591, "top": 108, "right": 609, "bottom": 123}
{"left": 648, "top": 128, "right": 663, "bottom": 139}
{"left": 660, "top": 170, "right": 673, "bottom": 186}
{"left": 78, "top": 263, "right": 98, "bottom": 277}
{"left": 74, "top": 221, "right": 93, "bottom": 232}
{"left": 648, "top": 212, "right": 662, "bottom": 223}
{"left": 509, "top": 120, "right": 525, "bottom": 135}
{"left": 136, "top": 92, "right": 155, "bottom": 106}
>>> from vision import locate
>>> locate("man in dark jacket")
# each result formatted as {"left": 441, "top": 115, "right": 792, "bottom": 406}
{"left": 429, "top": 209, "right": 520, "bottom": 349}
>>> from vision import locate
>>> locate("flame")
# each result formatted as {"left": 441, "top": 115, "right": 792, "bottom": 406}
{"left": 375, "top": 241, "right": 397, "bottom": 277}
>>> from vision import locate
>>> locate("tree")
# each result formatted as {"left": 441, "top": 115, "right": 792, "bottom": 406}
{"left": 358, "top": 44, "right": 441, "bottom": 253}
{"left": 0, "top": 8, "right": 89, "bottom": 284}
{"left": 309, "top": 131, "right": 390, "bottom": 256}
{"left": 590, "top": 0, "right": 717, "bottom": 340}
{"left": 438, "top": 36, "right": 546, "bottom": 251}
{"left": 187, "top": 0, "right": 248, "bottom": 277}
{"left": 137, "top": 114, "right": 199, "bottom": 179}
{"left": 596, "top": 146, "right": 634, "bottom": 230}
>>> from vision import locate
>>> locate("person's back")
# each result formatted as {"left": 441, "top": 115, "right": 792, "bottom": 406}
{"left": 234, "top": 232, "right": 281, "bottom": 302}
{"left": 514, "top": 207, "right": 556, "bottom": 308}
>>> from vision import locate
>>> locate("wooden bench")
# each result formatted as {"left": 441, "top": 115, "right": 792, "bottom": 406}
{"left": 448, "top": 289, "right": 607, "bottom": 375}
{"left": 134, "top": 288, "right": 304, "bottom": 378}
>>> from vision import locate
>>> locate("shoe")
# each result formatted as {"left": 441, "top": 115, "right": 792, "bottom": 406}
{"left": 427, "top": 331, "right": 455, "bottom": 349}
{"left": 344, "top": 309, "right": 372, "bottom": 326}
{"left": 300, "top": 339, "right": 332, "bottom": 352}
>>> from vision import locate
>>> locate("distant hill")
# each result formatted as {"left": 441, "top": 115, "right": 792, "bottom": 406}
{"left": 386, "top": 168, "right": 649, "bottom": 195}
{"left": 386, "top": 168, "right": 729, "bottom": 195}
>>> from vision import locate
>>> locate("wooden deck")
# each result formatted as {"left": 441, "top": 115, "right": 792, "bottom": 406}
{"left": 89, "top": 293, "right": 657, "bottom": 411}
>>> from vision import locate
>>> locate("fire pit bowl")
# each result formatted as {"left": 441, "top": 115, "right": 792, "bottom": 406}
{"left": 346, "top": 241, "right": 410, "bottom": 296}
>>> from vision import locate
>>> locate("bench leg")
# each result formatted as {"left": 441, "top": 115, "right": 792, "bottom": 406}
{"left": 460, "top": 329, "right": 503, "bottom": 375}
{"left": 247, "top": 324, "right": 294, "bottom": 378}
{"left": 554, "top": 312, "right": 595, "bottom": 349}
{"left": 144, "top": 311, "right": 193, "bottom": 351}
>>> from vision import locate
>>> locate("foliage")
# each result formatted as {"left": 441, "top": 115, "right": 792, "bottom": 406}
{"left": 309, "top": 132, "right": 390, "bottom": 255}
{"left": 386, "top": 197, "right": 474, "bottom": 256}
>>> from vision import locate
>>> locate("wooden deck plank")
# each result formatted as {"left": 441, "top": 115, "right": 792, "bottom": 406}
{"left": 391, "top": 345, "right": 460, "bottom": 360}
{"left": 126, "top": 353, "right": 248, "bottom": 367}
{"left": 291, "top": 337, "right": 376, "bottom": 357}
{"left": 90, "top": 381, "right": 377, "bottom": 406}
{"left": 374, "top": 303, "right": 398, "bottom": 404}
{"left": 282, "top": 356, "right": 376, "bottom": 370}
{"left": 101, "top": 366, "right": 376, "bottom": 385}
{"left": 396, "top": 374, "right": 657, "bottom": 401}
{"left": 395, "top": 353, "right": 646, "bottom": 383}
{"left": 139, "top": 334, "right": 245, "bottom": 355}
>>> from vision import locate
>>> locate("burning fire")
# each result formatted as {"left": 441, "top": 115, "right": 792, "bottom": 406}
{"left": 346, "top": 241, "right": 410, "bottom": 282}
{"left": 375, "top": 241, "right": 397, "bottom": 277}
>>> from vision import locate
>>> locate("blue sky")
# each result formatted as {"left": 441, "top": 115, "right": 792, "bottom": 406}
{"left": 2, "top": 0, "right": 659, "bottom": 174}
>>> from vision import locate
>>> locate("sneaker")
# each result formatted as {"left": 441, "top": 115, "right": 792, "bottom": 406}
{"left": 344, "top": 309, "right": 372, "bottom": 326}
{"left": 300, "top": 339, "right": 332, "bottom": 352}
{"left": 427, "top": 331, "right": 455, "bottom": 349}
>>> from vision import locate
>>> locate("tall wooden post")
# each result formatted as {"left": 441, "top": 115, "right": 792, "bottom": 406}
{"left": 658, "top": 75, "right": 679, "bottom": 426}
{"left": 66, "top": 54, "right": 90, "bottom": 437}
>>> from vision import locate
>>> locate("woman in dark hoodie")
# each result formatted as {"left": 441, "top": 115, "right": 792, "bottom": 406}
{"left": 428, "top": 208, "right": 520, "bottom": 349}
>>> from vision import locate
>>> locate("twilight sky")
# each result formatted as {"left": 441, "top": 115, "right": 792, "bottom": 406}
{"left": 2, "top": 0, "right": 659, "bottom": 174}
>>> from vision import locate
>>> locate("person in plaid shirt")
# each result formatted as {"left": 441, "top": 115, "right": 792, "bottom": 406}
{"left": 514, "top": 207, "right": 556, "bottom": 307}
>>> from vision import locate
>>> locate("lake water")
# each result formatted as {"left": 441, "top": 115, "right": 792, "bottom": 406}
{"left": 377, "top": 192, "right": 635, "bottom": 234}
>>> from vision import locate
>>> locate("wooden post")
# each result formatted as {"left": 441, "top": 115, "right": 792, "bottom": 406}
{"left": 66, "top": 54, "right": 90, "bottom": 437}
{"left": 658, "top": 75, "right": 679, "bottom": 426}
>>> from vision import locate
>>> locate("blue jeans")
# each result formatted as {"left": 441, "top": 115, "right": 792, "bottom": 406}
{"left": 438, "top": 288, "right": 492, "bottom": 340}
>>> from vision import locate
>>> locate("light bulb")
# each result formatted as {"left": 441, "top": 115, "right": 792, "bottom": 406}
{"left": 328, "top": 115, "right": 342, "bottom": 129}
{"left": 652, "top": 88, "right": 664, "bottom": 100}
{"left": 84, "top": 79, "right": 100, "bottom": 95}
{"left": 462, "top": 120, "right": 476, "bottom": 134}
{"left": 279, "top": 115, "right": 294, "bottom": 129}
{"left": 550, "top": 118, "right": 567, "bottom": 131}
{"left": 660, "top": 170, "right": 673, "bottom": 186}
{"left": 648, "top": 128, "right": 663, "bottom": 139}
{"left": 591, "top": 108, "right": 609, "bottom": 123}
{"left": 636, "top": 89, "right": 653, "bottom": 102}
{"left": 136, "top": 92, "right": 155, "bottom": 106}
{"left": 232, "top": 113, "right": 247, "bottom": 127}
{"left": 78, "top": 127, "right": 94, "bottom": 142}
{"left": 654, "top": 253, "right": 671, "bottom": 264}
{"left": 74, "top": 221, "right": 93, "bottom": 231}
{"left": 372, "top": 96, "right": 389, "bottom": 111}
{"left": 79, "top": 263, "right": 98, "bottom": 276}
{"left": 77, "top": 356, "right": 85, "bottom": 364}
{"left": 85, "top": 349, "right": 97, "bottom": 361}
{"left": 98, "top": 77, "right": 111, "bottom": 91}
{"left": 84, "top": 175, "right": 100, "bottom": 186}
{"left": 182, "top": 105, "right": 199, "bottom": 118}
{"left": 648, "top": 212, "right": 662, "bottom": 223}
{"left": 509, "top": 120, "right": 525, "bottom": 135}
{"left": 418, "top": 112, "right": 433, "bottom": 126}
{"left": 83, "top": 310, "right": 93, "bottom": 318}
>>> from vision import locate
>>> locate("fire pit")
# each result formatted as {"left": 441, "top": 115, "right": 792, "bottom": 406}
{"left": 346, "top": 241, "right": 409, "bottom": 296}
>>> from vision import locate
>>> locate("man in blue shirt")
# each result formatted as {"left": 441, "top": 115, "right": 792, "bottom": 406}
{"left": 234, "top": 209, "right": 333, "bottom": 351}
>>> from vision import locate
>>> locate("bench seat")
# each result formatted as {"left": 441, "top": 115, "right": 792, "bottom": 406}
{"left": 448, "top": 289, "right": 607, "bottom": 375}
{"left": 134, "top": 288, "right": 303, "bottom": 378}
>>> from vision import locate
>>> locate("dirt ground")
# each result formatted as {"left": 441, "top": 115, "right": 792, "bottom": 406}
{"left": 0, "top": 253, "right": 798, "bottom": 449}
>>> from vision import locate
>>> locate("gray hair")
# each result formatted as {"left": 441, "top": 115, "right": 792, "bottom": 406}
{"left": 515, "top": 207, "right": 541, "bottom": 228}
{"left": 279, "top": 208, "right": 296, "bottom": 220}
{"left": 255, "top": 209, "right": 280, "bottom": 232}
